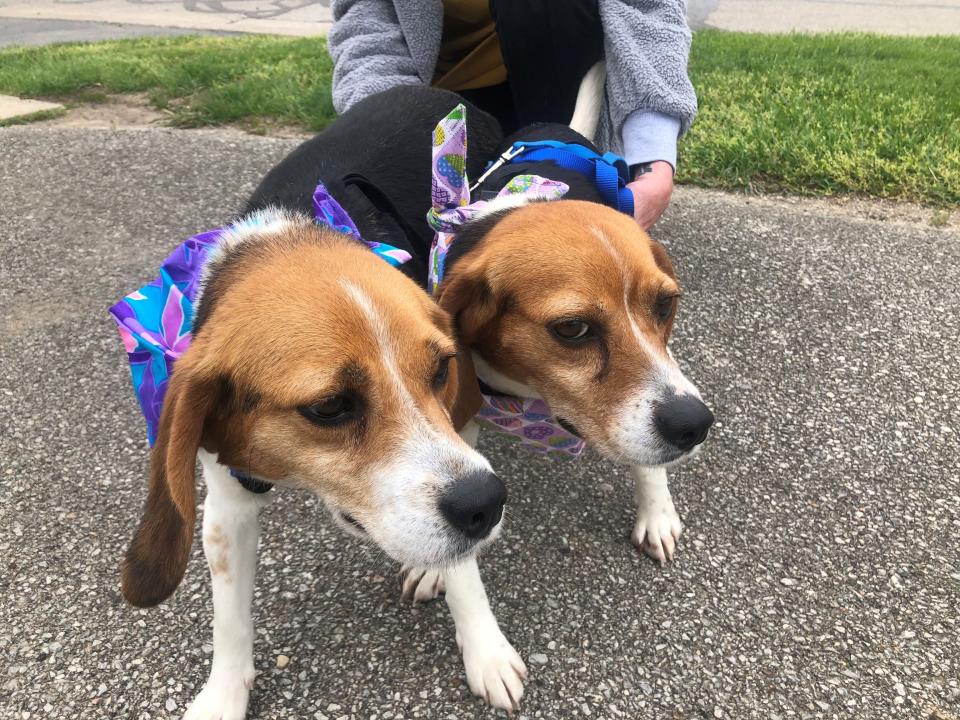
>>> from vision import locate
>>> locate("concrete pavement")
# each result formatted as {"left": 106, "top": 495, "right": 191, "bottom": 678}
{"left": 0, "top": 95, "right": 63, "bottom": 122}
{"left": 1, "top": 125, "right": 958, "bottom": 719}
{"left": 0, "top": 0, "right": 957, "bottom": 48}
{"left": 688, "top": 0, "right": 960, "bottom": 35}
{"left": 0, "top": 17, "right": 234, "bottom": 48}
{"left": 0, "top": 0, "right": 332, "bottom": 40}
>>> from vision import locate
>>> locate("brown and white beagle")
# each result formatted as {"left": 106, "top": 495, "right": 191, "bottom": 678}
{"left": 118, "top": 215, "right": 517, "bottom": 719}
{"left": 304, "top": 80, "right": 714, "bottom": 711}
{"left": 404, "top": 198, "right": 713, "bottom": 711}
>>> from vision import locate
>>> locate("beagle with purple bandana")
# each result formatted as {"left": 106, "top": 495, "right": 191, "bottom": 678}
{"left": 112, "top": 185, "right": 515, "bottom": 715}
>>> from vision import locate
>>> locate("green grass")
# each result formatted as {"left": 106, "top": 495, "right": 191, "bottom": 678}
{"left": 0, "top": 107, "right": 66, "bottom": 127}
{"left": 681, "top": 32, "right": 960, "bottom": 206}
{"left": 0, "top": 35, "right": 335, "bottom": 131}
{"left": 0, "top": 31, "right": 957, "bottom": 205}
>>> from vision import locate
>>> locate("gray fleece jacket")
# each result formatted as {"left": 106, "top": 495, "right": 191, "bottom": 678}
{"left": 327, "top": 0, "right": 697, "bottom": 169}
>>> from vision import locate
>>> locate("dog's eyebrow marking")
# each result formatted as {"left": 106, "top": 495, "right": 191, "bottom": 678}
{"left": 428, "top": 339, "right": 457, "bottom": 359}
{"left": 294, "top": 363, "right": 370, "bottom": 409}
{"left": 217, "top": 374, "right": 262, "bottom": 414}
{"left": 342, "top": 362, "right": 367, "bottom": 385}
{"left": 340, "top": 279, "right": 423, "bottom": 420}
{"left": 591, "top": 226, "right": 649, "bottom": 350}
{"left": 592, "top": 227, "right": 699, "bottom": 397}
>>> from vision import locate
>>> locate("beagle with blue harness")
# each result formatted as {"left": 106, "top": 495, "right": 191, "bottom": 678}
{"left": 247, "top": 82, "right": 714, "bottom": 711}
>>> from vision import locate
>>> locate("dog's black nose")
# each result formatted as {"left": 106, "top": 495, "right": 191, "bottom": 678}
{"left": 439, "top": 470, "right": 507, "bottom": 540}
{"left": 654, "top": 395, "right": 714, "bottom": 452}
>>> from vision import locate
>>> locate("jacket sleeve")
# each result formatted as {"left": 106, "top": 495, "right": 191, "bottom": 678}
{"left": 328, "top": 0, "right": 425, "bottom": 114}
{"left": 598, "top": 0, "right": 697, "bottom": 139}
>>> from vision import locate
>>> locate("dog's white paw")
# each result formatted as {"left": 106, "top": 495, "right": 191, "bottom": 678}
{"left": 457, "top": 628, "right": 527, "bottom": 712}
{"left": 400, "top": 566, "right": 445, "bottom": 603}
{"left": 631, "top": 500, "right": 683, "bottom": 563}
{"left": 183, "top": 668, "right": 254, "bottom": 720}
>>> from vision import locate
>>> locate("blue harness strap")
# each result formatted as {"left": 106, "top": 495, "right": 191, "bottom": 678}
{"left": 504, "top": 140, "right": 635, "bottom": 217}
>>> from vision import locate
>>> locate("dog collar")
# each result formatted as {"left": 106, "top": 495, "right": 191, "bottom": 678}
{"left": 110, "top": 184, "right": 412, "bottom": 449}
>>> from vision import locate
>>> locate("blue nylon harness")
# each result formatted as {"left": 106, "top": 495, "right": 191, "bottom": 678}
{"left": 481, "top": 140, "right": 635, "bottom": 217}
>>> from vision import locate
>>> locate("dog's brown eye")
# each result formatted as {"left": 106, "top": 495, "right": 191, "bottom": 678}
{"left": 655, "top": 295, "right": 678, "bottom": 322}
{"left": 550, "top": 320, "right": 593, "bottom": 344}
{"left": 432, "top": 355, "right": 452, "bottom": 390}
{"left": 299, "top": 394, "right": 356, "bottom": 427}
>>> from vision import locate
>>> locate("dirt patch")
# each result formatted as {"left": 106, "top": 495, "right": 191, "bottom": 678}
{"left": 36, "top": 92, "right": 170, "bottom": 129}
{"left": 30, "top": 92, "right": 312, "bottom": 139}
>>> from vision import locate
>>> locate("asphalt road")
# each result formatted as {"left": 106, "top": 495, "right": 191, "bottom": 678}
{"left": 1, "top": 126, "right": 959, "bottom": 719}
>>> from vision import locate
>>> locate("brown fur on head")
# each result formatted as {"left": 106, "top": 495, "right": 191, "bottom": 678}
{"left": 436, "top": 199, "right": 705, "bottom": 466}
{"left": 121, "top": 220, "right": 490, "bottom": 608}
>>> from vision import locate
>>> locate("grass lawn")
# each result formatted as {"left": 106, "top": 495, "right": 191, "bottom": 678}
{"left": 0, "top": 31, "right": 957, "bottom": 206}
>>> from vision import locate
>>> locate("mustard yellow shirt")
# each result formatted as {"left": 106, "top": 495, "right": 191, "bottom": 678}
{"left": 433, "top": 0, "right": 507, "bottom": 92}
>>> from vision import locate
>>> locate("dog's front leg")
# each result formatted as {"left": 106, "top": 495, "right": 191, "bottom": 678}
{"left": 184, "top": 451, "right": 271, "bottom": 720}
{"left": 630, "top": 465, "right": 682, "bottom": 563}
{"left": 445, "top": 558, "right": 526, "bottom": 712}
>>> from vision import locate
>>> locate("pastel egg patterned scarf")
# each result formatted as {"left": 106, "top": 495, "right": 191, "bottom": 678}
{"left": 426, "top": 104, "right": 586, "bottom": 459}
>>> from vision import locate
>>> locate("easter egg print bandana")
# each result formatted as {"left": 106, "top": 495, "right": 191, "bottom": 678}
{"left": 425, "top": 104, "right": 585, "bottom": 458}
{"left": 426, "top": 103, "right": 569, "bottom": 295}
{"left": 110, "top": 184, "right": 412, "bottom": 445}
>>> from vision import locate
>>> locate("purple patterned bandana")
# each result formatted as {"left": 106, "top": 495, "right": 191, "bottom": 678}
{"left": 110, "top": 184, "right": 411, "bottom": 445}
{"left": 476, "top": 394, "right": 586, "bottom": 458}
{"left": 426, "top": 105, "right": 585, "bottom": 458}
{"left": 426, "top": 104, "right": 569, "bottom": 293}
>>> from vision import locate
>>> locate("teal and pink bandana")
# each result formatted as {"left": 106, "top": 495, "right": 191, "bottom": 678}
{"left": 426, "top": 105, "right": 586, "bottom": 458}
{"left": 110, "top": 184, "right": 411, "bottom": 445}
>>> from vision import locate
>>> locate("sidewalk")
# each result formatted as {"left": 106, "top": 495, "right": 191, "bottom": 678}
{"left": 0, "top": 0, "right": 332, "bottom": 40}
{"left": 2, "top": 125, "right": 958, "bottom": 720}
{"left": 689, "top": 0, "right": 960, "bottom": 35}
{"left": 0, "top": 0, "right": 957, "bottom": 45}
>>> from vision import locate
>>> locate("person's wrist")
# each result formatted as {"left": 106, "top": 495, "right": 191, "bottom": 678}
{"left": 626, "top": 162, "right": 674, "bottom": 230}
{"left": 632, "top": 160, "right": 675, "bottom": 181}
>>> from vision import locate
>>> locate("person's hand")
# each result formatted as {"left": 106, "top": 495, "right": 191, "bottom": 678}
{"left": 627, "top": 161, "right": 674, "bottom": 230}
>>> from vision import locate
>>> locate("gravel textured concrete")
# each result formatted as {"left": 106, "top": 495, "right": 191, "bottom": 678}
{"left": 0, "top": 18, "right": 233, "bottom": 49}
{"left": 1, "top": 126, "right": 959, "bottom": 719}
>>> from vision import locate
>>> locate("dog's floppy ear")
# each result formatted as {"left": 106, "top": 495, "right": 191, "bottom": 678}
{"left": 121, "top": 362, "right": 215, "bottom": 607}
{"left": 443, "top": 343, "right": 483, "bottom": 431}
{"left": 435, "top": 254, "right": 501, "bottom": 432}
{"left": 435, "top": 208, "right": 516, "bottom": 338}
{"left": 435, "top": 243, "right": 504, "bottom": 346}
